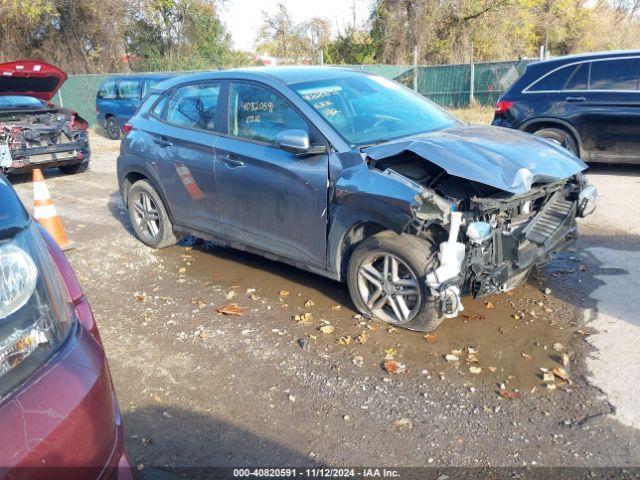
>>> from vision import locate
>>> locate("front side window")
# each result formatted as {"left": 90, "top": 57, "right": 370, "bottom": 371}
{"left": 118, "top": 80, "right": 140, "bottom": 99}
{"left": 228, "top": 82, "right": 308, "bottom": 144}
{"left": 97, "top": 80, "right": 116, "bottom": 99}
{"left": 589, "top": 58, "right": 639, "bottom": 90}
{"left": 164, "top": 82, "right": 221, "bottom": 131}
{"left": 293, "top": 75, "right": 456, "bottom": 146}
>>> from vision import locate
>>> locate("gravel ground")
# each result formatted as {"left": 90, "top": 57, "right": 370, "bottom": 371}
{"left": 10, "top": 132, "right": 640, "bottom": 477}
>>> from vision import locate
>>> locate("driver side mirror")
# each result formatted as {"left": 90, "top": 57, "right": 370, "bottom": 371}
{"left": 276, "top": 129, "right": 327, "bottom": 155}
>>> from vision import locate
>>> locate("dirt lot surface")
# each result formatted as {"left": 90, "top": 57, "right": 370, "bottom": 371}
{"left": 10, "top": 132, "right": 640, "bottom": 476}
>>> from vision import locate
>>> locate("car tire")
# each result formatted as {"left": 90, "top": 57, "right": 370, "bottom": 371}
{"left": 58, "top": 162, "right": 89, "bottom": 175}
{"left": 105, "top": 116, "right": 121, "bottom": 140}
{"left": 127, "top": 179, "right": 177, "bottom": 249}
{"left": 533, "top": 127, "right": 579, "bottom": 156}
{"left": 347, "top": 230, "right": 445, "bottom": 332}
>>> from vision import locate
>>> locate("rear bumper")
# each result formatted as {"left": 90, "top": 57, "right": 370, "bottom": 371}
{"left": 2, "top": 135, "right": 91, "bottom": 174}
{"left": 0, "top": 311, "right": 128, "bottom": 479}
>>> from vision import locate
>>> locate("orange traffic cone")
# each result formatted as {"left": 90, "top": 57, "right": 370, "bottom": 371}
{"left": 32, "top": 169, "right": 76, "bottom": 251}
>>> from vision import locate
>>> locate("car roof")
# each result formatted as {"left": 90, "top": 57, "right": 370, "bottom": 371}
{"left": 530, "top": 49, "right": 640, "bottom": 69}
{"left": 152, "top": 66, "right": 366, "bottom": 92}
{"left": 101, "top": 73, "right": 176, "bottom": 84}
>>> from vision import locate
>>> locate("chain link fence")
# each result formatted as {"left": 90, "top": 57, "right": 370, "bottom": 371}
{"left": 59, "top": 60, "right": 531, "bottom": 126}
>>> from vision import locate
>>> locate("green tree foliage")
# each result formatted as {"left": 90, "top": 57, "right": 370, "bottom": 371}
{"left": 125, "top": 0, "right": 235, "bottom": 71}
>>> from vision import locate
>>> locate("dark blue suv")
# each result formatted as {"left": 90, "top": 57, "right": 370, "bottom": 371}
{"left": 493, "top": 50, "right": 640, "bottom": 164}
{"left": 96, "top": 74, "right": 175, "bottom": 139}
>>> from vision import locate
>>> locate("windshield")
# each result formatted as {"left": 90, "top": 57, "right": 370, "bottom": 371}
{"left": 0, "top": 95, "right": 46, "bottom": 110}
{"left": 293, "top": 75, "right": 458, "bottom": 146}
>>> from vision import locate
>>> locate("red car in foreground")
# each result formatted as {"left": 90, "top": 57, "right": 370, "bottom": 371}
{"left": 0, "top": 174, "right": 130, "bottom": 479}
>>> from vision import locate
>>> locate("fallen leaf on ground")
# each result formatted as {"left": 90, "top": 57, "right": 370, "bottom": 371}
{"left": 384, "top": 347, "right": 398, "bottom": 360}
{"left": 304, "top": 299, "right": 315, "bottom": 307}
{"left": 546, "top": 383, "right": 557, "bottom": 390}
{"left": 553, "top": 343, "right": 564, "bottom": 352}
{"left": 383, "top": 360, "right": 406, "bottom": 374}
{"left": 499, "top": 390, "right": 521, "bottom": 400}
{"left": 424, "top": 334, "right": 438, "bottom": 343}
{"left": 542, "top": 372, "right": 555, "bottom": 383}
{"left": 293, "top": 312, "right": 313, "bottom": 324}
{"left": 216, "top": 304, "right": 247, "bottom": 316}
{"left": 339, "top": 336, "right": 352, "bottom": 346}
{"left": 393, "top": 418, "right": 413, "bottom": 430}
{"left": 484, "top": 301, "right": 495, "bottom": 309}
{"left": 469, "top": 366, "right": 482, "bottom": 374}
{"left": 521, "top": 352, "right": 532, "bottom": 360}
{"left": 352, "top": 355, "right": 364, "bottom": 367}
{"left": 552, "top": 367, "right": 570, "bottom": 382}
{"left": 330, "top": 304, "right": 341, "bottom": 310}
{"left": 319, "top": 325, "right": 335, "bottom": 334}
{"left": 225, "top": 290, "right": 236, "bottom": 299}
{"left": 445, "top": 354, "right": 459, "bottom": 363}
{"left": 279, "top": 290, "right": 290, "bottom": 297}
{"left": 134, "top": 292, "right": 146, "bottom": 301}
{"left": 561, "top": 353, "right": 570, "bottom": 366}
{"left": 366, "top": 324, "right": 378, "bottom": 332}
{"left": 387, "top": 327, "right": 399, "bottom": 334}
{"left": 488, "top": 366, "right": 497, "bottom": 373}
{"left": 467, "top": 353, "right": 479, "bottom": 364}
{"left": 355, "top": 332, "right": 369, "bottom": 345}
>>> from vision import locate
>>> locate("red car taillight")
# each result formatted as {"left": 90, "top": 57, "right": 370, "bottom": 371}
{"left": 495, "top": 100, "right": 514, "bottom": 115}
{"left": 122, "top": 123, "right": 133, "bottom": 134}
{"left": 0, "top": 223, "right": 75, "bottom": 399}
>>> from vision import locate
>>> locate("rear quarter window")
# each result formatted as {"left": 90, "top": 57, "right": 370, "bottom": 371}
{"left": 528, "top": 63, "right": 588, "bottom": 91}
{"left": 118, "top": 80, "right": 141, "bottom": 99}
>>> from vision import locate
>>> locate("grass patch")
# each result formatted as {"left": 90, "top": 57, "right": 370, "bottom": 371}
{"left": 448, "top": 105, "right": 495, "bottom": 125}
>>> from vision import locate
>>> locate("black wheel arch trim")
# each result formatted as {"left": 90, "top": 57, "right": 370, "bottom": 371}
{"left": 119, "top": 165, "right": 177, "bottom": 225}
{"left": 519, "top": 117, "right": 583, "bottom": 157}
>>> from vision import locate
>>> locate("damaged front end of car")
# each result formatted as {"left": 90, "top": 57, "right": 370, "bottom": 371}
{"left": 364, "top": 126, "right": 597, "bottom": 319}
{"left": 0, "top": 111, "right": 90, "bottom": 173}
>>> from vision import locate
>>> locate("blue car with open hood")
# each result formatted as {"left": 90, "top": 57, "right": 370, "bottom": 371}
{"left": 116, "top": 67, "right": 597, "bottom": 331}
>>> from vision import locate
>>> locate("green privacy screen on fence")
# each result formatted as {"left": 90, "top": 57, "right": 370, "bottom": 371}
{"left": 59, "top": 60, "right": 531, "bottom": 126}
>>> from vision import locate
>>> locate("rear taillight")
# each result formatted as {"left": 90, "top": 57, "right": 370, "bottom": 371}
{"left": 0, "top": 223, "right": 75, "bottom": 398}
{"left": 122, "top": 123, "right": 133, "bottom": 134}
{"left": 495, "top": 100, "right": 514, "bottom": 115}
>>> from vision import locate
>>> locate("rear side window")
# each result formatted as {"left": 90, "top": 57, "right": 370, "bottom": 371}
{"left": 589, "top": 58, "right": 639, "bottom": 90}
{"left": 228, "top": 82, "right": 308, "bottom": 144}
{"left": 118, "top": 80, "right": 140, "bottom": 99}
{"left": 97, "top": 80, "right": 116, "bottom": 99}
{"left": 164, "top": 82, "right": 221, "bottom": 131}
{"left": 529, "top": 63, "right": 588, "bottom": 91}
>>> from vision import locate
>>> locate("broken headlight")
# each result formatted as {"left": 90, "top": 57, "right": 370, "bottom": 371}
{"left": 577, "top": 185, "right": 597, "bottom": 217}
{"left": 0, "top": 223, "right": 74, "bottom": 399}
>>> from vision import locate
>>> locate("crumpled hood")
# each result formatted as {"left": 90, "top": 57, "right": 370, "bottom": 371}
{"left": 363, "top": 125, "right": 587, "bottom": 194}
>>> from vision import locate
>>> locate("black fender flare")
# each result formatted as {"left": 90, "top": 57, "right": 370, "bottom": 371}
{"left": 327, "top": 195, "right": 414, "bottom": 280}
{"left": 118, "top": 164, "right": 177, "bottom": 225}
{"left": 519, "top": 117, "right": 584, "bottom": 157}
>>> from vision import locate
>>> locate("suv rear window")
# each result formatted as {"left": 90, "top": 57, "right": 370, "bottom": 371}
{"left": 589, "top": 58, "right": 639, "bottom": 90}
{"left": 118, "top": 80, "right": 140, "bottom": 99}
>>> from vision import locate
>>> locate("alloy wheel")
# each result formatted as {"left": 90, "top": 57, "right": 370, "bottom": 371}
{"left": 356, "top": 253, "right": 421, "bottom": 324}
{"left": 132, "top": 191, "right": 161, "bottom": 243}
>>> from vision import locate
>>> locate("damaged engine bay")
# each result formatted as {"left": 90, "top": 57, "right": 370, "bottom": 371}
{"left": 0, "top": 109, "right": 89, "bottom": 173}
{"left": 368, "top": 150, "right": 597, "bottom": 318}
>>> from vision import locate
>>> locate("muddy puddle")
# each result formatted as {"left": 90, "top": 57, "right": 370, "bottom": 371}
{"left": 161, "top": 239, "right": 583, "bottom": 393}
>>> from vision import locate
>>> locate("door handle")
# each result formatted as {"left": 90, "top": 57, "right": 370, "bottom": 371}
{"left": 153, "top": 136, "right": 173, "bottom": 147}
{"left": 219, "top": 154, "right": 245, "bottom": 168}
{"left": 565, "top": 96, "right": 586, "bottom": 103}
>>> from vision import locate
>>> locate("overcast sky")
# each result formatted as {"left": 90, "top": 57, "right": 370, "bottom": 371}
{"left": 219, "top": 0, "right": 375, "bottom": 52}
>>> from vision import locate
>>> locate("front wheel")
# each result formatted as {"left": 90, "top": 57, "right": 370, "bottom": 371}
{"left": 347, "top": 231, "right": 444, "bottom": 332}
{"left": 127, "top": 180, "right": 177, "bottom": 249}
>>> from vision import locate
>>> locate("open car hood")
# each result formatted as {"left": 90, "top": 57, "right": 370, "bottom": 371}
{"left": 363, "top": 125, "right": 587, "bottom": 194}
{"left": 0, "top": 60, "right": 67, "bottom": 101}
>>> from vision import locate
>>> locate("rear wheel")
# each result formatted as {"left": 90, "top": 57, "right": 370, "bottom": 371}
{"left": 533, "top": 127, "right": 579, "bottom": 156}
{"left": 128, "top": 180, "right": 177, "bottom": 249}
{"left": 347, "top": 231, "right": 444, "bottom": 332}
{"left": 105, "top": 116, "right": 121, "bottom": 140}
{"left": 58, "top": 162, "right": 88, "bottom": 175}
